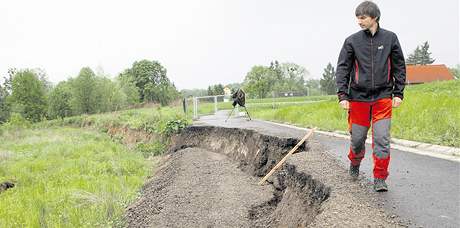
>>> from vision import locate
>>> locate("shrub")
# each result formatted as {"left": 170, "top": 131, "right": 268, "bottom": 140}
{"left": 135, "top": 141, "right": 165, "bottom": 158}
{"left": 161, "top": 118, "right": 188, "bottom": 137}
{"left": 3, "top": 113, "right": 32, "bottom": 129}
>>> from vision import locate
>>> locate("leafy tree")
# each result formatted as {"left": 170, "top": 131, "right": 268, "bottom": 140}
{"left": 70, "top": 67, "right": 98, "bottom": 114}
{"left": 305, "top": 79, "right": 322, "bottom": 96}
{"left": 214, "top": 84, "right": 224, "bottom": 95}
{"left": 206, "top": 84, "right": 225, "bottom": 95}
{"left": 47, "top": 68, "right": 139, "bottom": 119}
{"left": 34, "top": 68, "right": 52, "bottom": 93}
{"left": 406, "top": 41, "right": 435, "bottom": 65}
{"left": 48, "top": 81, "right": 72, "bottom": 119}
{"left": 9, "top": 70, "right": 48, "bottom": 122}
{"left": 269, "top": 60, "right": 283, "bottom": 81}
{"left": 144, "top": 81, "right": 178, "bottom": 106}
{"left": 0, "top": 84, "right": 10, "bottom": 123}
{"left": 0, "top": 68, "right": 18, "bottom": 123}
{"left": 273, "top": 62, "right": 308, "bottom": 93}
{"left": 306, "top": 79, "right": 320, "bottom": 90}
{"left": 3, "top": 68, "right": 15, "bottom": 94}
{"left": 320, "top": 63, "right": 336, "bottom": 95}
{"left": 94, "top": 77, "right": 114, "bottom": 113}
{"left": 243, "top": 65, "right": 276, "bottom": 98}
{"left": 96, "top": 77, "right": 129, "bottom": 112}
{"left": 122, "top": 59, "right": 178, "bottom": 105}
{"left": 419, "top": 41, "right": 435, "bottom": 65}
{"left": 109, "top": 83, "right": 129, "bottom": 111}
{"left": 117, "top": 72, "right": 140, "bottom": 105}
{"left": 149, "top": 79, "right": 177, "bottom": 105}
{"left": 243, "top": 61, "right": 311, "bottom": 98}
{"left": 406, "top": 46, "right": 421, "bottom": 65}
{"left": 131, "top": 60, "right": 166, "bottom": 101}
{"left": 95, "top": 77, "right": 128, "bottom": 112}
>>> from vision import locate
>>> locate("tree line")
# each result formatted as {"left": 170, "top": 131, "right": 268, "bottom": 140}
{"left": 240, "top": 60, "right": 340, "bottom": 98}
{"left": 0, "top": 59, "right": 179, "bottom": 124}
{"left": 184, "top": 60, "right": 338, "bottom": 99}
{"left": 242, "top": 61, "right": 310, "bottom": 98}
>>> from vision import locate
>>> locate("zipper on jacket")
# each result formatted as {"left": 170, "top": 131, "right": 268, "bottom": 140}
{"left": 355, "top": 60, "right": 359, "bottom": 84}
{"left": 371, "top": 37, "right": 374, "bottom": 90}
{"left": 387, "top": 57, "right": 391, "bottom": 82}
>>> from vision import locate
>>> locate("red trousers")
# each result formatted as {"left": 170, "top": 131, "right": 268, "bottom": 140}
{"left": 348, "top": 98, "right": 392, "bottom": 179}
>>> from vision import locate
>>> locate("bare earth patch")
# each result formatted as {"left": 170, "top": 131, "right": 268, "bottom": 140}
{"left": 124, "top": 126, "right": 406, "bottom": 227}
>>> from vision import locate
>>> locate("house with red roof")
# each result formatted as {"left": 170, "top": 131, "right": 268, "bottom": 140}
{"left": 405, "top": 64, "right": 454, "bottom": 84}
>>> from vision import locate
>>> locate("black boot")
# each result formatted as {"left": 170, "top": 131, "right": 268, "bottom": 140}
{"left": 349, "top": 164, "right": 360, "bottom": 181}
{"left": 374, "top": 178, "right": 388, "bottom": 192}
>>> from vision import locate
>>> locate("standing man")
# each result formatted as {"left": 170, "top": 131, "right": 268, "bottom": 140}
{"left": 335, "top": 1, "right": 406, "bottom": 192}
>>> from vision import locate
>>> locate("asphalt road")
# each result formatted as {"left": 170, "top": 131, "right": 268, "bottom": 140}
{"left": 196, "top": 111, "right": 460, "bottom": 228}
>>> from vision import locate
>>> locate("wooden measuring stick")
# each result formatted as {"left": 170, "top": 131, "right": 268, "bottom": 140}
{"left": 258, "top": 127, "right": 317, "bottom": 185}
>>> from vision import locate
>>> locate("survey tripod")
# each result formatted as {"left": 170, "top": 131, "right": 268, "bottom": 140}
{"left": 225, "top": 89, "right": 251, "bottom": 122}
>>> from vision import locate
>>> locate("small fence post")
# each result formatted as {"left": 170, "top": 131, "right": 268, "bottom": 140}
{"left": 193, "top": 97, "right": 197, "bottom": 119}
{"left": 182, "top": 97, "right": 187, "bottom": 119}
{"left": 214, "top": 96, "right": 218, "bottom": 114}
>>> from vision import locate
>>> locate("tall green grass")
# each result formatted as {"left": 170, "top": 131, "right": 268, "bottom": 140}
{"left": 392, "top": 80, "right": 460, "bottom": 146}
{"left": 251, "top": 100, "right": 348, "bottom": 131}
{"left": 246, "top": 95, "right": 335, "bottom": 103}
{"left": 0, "top": 127, "right": 150, "bottom": 227}
{"left": 249, "top": 80, "right": 460, "bottom": 147}
{"left": 0, "top": 106, "right": 190, "bottom": 226}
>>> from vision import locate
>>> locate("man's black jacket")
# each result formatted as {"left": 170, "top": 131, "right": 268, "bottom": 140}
{"left": 336, "top": 26, "right": 406, "bottom": 102}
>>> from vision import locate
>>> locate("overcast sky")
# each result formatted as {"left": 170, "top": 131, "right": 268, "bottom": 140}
{"left": 1, "top": 0, "right": 458, "bottom": 90}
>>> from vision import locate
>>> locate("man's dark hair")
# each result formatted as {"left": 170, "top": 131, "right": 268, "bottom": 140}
{"left": 355, "top": 1, "right": 381, "bottom": 22}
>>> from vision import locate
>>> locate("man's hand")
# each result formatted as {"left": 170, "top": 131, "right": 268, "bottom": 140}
{"left": 393, "top": 97, "right": 402, "bottom": 108}
{"left": 339, "top": 100, "right": 349, "bottom": 110}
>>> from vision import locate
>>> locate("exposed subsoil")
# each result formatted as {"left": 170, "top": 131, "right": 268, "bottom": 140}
{"left": 106, "top": 126, "right": 156, "bottom": 149}
{"left": 124, "top": 125, "right": 405, "bottom": 227}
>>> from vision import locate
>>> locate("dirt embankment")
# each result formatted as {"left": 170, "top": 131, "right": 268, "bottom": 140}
{"left": 124, "top": 125, "right": 404, "bottom": 227}
{"left": 106, "top": 126, "right": 155, "bottom": 149}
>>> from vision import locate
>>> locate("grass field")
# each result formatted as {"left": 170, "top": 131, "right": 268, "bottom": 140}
{"left": 248, "top": 80, "right": 460, "bottom": 147}
{"left": 0, "top": 106, "right": 188, "bottom": 227}
{"left": 38, "top": 106, "right": 188, "bottom": 134}
{"left": 0, "top": 127, "right": 150, "bottom": 227}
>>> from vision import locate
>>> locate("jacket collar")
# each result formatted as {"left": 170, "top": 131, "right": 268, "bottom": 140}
{"left": 364, "top": 23, "right": 380, "bottom": 37}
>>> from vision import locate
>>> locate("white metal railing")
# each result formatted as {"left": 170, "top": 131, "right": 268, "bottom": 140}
{"left": 193, "top": 95, "right": 227, "bottom": 119}
{"left": 191, "top": 93, "right": 331, "bottom": 119}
